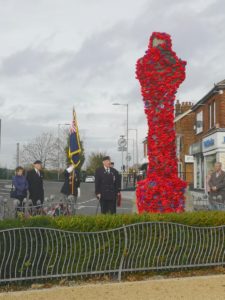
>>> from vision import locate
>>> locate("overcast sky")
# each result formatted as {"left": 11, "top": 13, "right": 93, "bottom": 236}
{"left": 0, "top": 0, "right": 225, "bottom": 169}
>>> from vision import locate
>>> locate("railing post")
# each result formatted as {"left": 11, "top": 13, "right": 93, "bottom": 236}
{"left": 118, "top": 224, "right": 128, "bottom": 281}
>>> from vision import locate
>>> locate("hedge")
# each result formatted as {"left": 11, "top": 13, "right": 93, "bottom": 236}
{"left": 1, "top": 212, "right": 225, "bottom": 283}
{"left": 1, "top": 211, "right": 225, "bottom": 231}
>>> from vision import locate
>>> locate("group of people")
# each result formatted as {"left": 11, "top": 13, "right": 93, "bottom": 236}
{"left": 11, "top": 155, "right": 121, "bottom": 215}
{"left": 12, "top": 160, "right": 80, "bottom": 212}
{"left": 12, "top": 160, "right": 44, "bottom": 210}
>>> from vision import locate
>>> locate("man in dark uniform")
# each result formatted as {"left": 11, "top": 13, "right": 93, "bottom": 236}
{"left": 60, "top": 164, "right": 80, "bottom": 198}
{"left": 111, "top": 161, "right": 122, "bottom": 192}
{"left": 26, "top": 160, "right": 44, "bottom": 206}
{"left": 95, "top": 156, "right": 120, "bottom": 214}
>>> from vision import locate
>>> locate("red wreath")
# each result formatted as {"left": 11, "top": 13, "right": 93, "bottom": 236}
{"left": 136, "top": 32, "right": 187, "bottom": 213}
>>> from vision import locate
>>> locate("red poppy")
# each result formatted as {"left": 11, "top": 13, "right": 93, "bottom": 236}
{"left": 136, "top": 32, "right": 187, "bottom": 214}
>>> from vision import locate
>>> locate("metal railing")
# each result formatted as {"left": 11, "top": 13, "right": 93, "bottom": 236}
{"left": 0, "top": 195, "right": 77, "bottom": 219}
{"left": 1, "top": 222, "right": 225, "bottom": 283}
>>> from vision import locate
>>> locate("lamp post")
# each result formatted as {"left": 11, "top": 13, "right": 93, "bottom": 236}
{"left": 129, "top": 128, "right": 139, "bottom": 169}
{"left": 0, "top": 119, "right": 1, "bottom": 151}
{"left": 112, "top": 103, "right": 129, "bottom": 172}
{"left": 57, "top": 123, "right": 70, "bottom": 181}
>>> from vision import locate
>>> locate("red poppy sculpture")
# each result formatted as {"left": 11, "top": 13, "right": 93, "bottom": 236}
{"left": 136, "top": 32, "right": 187, "bottom": 213}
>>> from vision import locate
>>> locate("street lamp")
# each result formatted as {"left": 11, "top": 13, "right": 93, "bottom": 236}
{"left": 129, "top": 128, "right": 139, "bottom": 169}
{"left": 112, "top": 103, "right": 129, "bottom": 172}
{"left": 0, "top": 118, "right": 1, "bottom": 151}
{"left": 57, "top": 123, "right": 70, "bottom": 180}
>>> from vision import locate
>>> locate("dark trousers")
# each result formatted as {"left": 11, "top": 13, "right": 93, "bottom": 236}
{"left": 15, "top": 195, "right": 25, "bottom": 213}
{"left": 100, "top": 198, "right": 116, "bottom": 214}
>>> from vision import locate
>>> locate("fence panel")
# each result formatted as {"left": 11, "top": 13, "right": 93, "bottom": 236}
{"left": 0, "top": 222, "right": 225, "bottom": 283}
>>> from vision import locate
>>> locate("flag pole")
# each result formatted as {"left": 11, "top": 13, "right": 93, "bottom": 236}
{"left": 72, "top": 169, "right": 74, "bottom": 195}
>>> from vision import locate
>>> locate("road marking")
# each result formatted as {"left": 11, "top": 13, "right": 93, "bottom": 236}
{"left": 77, "top": 198, "right": 97, "bottom": 205}
{"left": 118, "top": 207, "right": 131, "bottom": 210}
{"left": 77, "top": 205, "right": 96, "bottom": 210}
{"left": 77, "top": 205, "right": 131, "bottom": 211}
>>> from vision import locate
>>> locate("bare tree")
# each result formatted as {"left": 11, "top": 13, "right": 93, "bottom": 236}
{"left": 21, "top": 132, "right": 59, "bottom": 169}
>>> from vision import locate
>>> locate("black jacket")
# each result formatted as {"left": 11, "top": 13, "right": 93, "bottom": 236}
{"left": 60, "top": 170, "right": 80, "bottom": 196}
{"left": 26, "top": 169, "right": 44, "bottom": 203}
{"left": 95, "top": 167, "right": 120, "bottom": 200}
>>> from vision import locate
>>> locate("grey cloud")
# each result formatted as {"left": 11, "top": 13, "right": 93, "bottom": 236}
{"left": 0, "top": 46, "right": 66, "bottom": 77}
{"left": 1, "top": 0, "right": 225, "bottom": 168}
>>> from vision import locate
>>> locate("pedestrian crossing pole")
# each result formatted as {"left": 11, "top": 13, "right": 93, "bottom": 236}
{"left": 0, "top": 119, "right": 1, "bottom": 151}
{"left": 16, "top": 142, "right": 20, "bottom": 166}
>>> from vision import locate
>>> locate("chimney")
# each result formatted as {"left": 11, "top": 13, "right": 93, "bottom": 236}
{"left": 175, "top": 100, "right": 181, "bottom": 116}
{"left": 180, "top": 101, "right": 193, "bottom": 114}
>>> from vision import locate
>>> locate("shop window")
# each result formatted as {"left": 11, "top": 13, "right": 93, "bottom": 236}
{"left": 205, "top": 154, "right": 216, "bottom": 177}
{"left": 195, "top": 154, "right": 204, "bottom": 189}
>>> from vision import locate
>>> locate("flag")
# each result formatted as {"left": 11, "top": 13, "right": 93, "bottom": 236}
{"left": 68, "top": 108, "right": 81, "bottom": 168}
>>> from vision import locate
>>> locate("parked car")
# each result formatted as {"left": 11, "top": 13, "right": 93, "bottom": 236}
{"left": 85, "top": 176, "right": 95, "bottom": 183}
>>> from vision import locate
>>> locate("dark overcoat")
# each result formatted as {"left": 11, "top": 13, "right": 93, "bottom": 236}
{"left": 26, "top": 169, "right": 44, "bottom": 204}
{"left": 208, "top": 170, "right": 225, "bottom": 201}
{"left": 95, "top": 167, "right": 120, "bottom": 200}
{"left": 60, "top": 170, "right": 80, "bottom": 197}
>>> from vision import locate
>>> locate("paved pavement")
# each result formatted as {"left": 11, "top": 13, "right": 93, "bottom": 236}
{"left": 0, "top": 180, "right": 135, "bottom": 217}
{"left": 1, "top": 275, "right": 225, "bottom": 300}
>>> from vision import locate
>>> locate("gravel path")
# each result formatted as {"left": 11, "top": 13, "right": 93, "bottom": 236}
{"left": 1, "top": 275, "right": 225, "bottom": 300}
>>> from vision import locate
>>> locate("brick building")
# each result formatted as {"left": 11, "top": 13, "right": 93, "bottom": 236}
{"left": 174, "top": 101, "right": 195, "bottom": 185}
{"left": 189, "top": 79, "right": 225, "bottom": 192}
{"left": 142, "top": 79, "right": 225, "bottom": 197}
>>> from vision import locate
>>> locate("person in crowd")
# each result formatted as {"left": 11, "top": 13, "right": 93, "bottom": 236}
{"left": 206, "top": 169, "right": 213, "bottom": 195}
{"left": 110, "top": 161, "right": 121, "bottom": 187}
{"left": 60, "top": 164, "right": 80, "bottom": 214}
{"left": 208, "top": 162, "right": 225, "bottom": 207}
{"left": 111, "top": 161, "right": 122, "bottom": 206}
{"left": 26, "top": 160, "right": 44, "bottom": 206}
{"left": 12, "top": 166, "right": 28, "bottom": 211}
{"left": 60, "top": 164, "right": 80, "bottom": 198}
{"left": 95, "top": 156, "right": 120, "bottom": 214}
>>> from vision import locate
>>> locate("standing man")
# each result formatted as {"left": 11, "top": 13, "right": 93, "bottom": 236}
{"left": 95, "top": 156, "right": 120, "bottom": 214}
{"left": 60, "top": 164, "right": 80, "bottom": 214}
{"left": 208, "top": 162, "right": 225, "bottom": 207}
{"left": 111, "top": 162, "right": 121, "bottom": 186}
{"left": 26, "top": 160, "right": 44, "bottom": 206}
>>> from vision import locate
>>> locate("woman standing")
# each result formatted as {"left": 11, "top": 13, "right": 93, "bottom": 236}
{"left": 12, "top": 166, "right": 28, "bottom": 211}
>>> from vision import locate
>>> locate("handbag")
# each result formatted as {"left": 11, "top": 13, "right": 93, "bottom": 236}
{"left": 10, "top": 183, "right": 17, "bottom": 199}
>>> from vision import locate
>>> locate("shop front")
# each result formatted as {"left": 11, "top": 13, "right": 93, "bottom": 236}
{"left": 202, "top": 131, "right": 225, "bottom": 185}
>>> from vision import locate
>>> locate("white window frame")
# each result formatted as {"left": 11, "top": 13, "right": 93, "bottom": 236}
{"left": 196, "top": 111, "right": 203, "bottom": 134}
{"left": 209, "top": 104, "right": 212, "bottom": 129}
{"left": 213, "top": 101, "right": 216, "bottom": 126}
{"left": 178, "top": 162, "right": 183, "bottom": 179}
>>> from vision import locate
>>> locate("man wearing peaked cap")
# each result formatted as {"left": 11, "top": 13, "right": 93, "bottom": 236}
{"left": 26, "top": 160, "right": 44, "bottom": 206}
{"left": 95, "top": 156, "right": 120, "bottom": 214}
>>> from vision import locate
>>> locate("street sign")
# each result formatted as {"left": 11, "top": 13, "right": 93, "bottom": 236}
{"left": 185, "top": 155, "right": 194, "bottom": 163}
{"left": 126, "top": 154, "right": 132, "bottom": 162}
{"left": 118, "top": 137, "right": 127, "bottom": 147}
{"left": 118, "top": 146, "right": 127, "bottom": 152}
